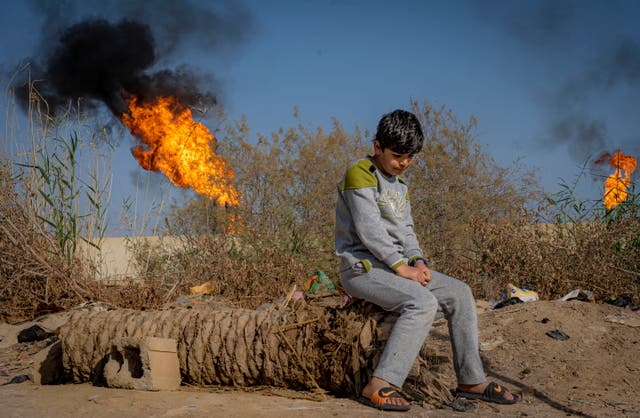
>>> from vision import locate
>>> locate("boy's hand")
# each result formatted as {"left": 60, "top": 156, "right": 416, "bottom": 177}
{"left": 413, "top": 260, "right": 431, "bottom": 283}
{"left": 395, "top": 263, "right": 431, "bottom": 286}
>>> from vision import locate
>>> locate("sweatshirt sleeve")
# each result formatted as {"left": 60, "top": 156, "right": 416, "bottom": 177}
{"left": 403, "top": 197, "right": 424, "bottom": 260}
{"left": 343, "top": 188, "right": 406, "bottom": 268}
{"left": 341, "top": 162, "right": 405, "bottom": 269}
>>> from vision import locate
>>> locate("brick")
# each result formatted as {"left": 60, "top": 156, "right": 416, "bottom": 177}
{"left": 103, "top": 337, "right": 180, "bottom": 391}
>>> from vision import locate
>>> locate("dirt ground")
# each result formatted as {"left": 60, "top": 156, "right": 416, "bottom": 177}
{"left": 1, "top": 300, "right": 639, "bottom": 418}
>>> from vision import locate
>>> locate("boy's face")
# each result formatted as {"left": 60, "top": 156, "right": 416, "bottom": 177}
{"left": 373, "top": 140, "right": 414, "bottom": 176}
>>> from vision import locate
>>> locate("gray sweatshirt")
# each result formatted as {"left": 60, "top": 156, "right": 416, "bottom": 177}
{"left": 335, "top": 157, "right": 424, "bottom": 273}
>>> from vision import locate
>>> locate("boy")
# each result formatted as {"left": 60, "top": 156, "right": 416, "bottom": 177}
{"left": 334, "top": 109, "right": 519, "bottom": 411}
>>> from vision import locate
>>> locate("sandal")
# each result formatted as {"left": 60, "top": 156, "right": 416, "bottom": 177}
{"left": 455, "top": 381, "right": 520, "bottom": 405}
{"left": 357, "top": 387, "right": 411, "bottom": 411}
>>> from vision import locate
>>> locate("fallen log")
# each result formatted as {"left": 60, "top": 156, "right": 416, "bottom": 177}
{"left": 60, "top": 300, "right": 454, "bottom": 405}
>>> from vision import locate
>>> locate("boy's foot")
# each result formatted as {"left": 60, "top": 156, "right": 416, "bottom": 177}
{"left": 358, "top": 377, "right": 411, "bottom": 411}
{"left": 455, "top": 381, "right": 520, "bottom": 405}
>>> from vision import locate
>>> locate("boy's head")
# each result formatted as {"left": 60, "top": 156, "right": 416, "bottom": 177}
{"left": 374, "top": 109, "right": 424, "bottom": 154}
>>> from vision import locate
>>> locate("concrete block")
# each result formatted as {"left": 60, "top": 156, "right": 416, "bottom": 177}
{"left": 103, "top": 337, "right": 181, "bottom": 391}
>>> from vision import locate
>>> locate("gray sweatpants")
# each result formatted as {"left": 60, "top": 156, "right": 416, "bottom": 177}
{"left": 341, "top": 263, "right": 485, "bottom": 388}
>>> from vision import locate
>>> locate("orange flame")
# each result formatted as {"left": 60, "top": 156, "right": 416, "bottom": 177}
{"left": 122, "top": 96, "right": 239, "bottom": 206}
{"left": 603, "top": 150, "right": 636, "bottom": 210}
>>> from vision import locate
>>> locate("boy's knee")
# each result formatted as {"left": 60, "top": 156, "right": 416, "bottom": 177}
{"left": 460, "top": 281, "right": 474, "bottom": 298}
{"left": 447, "top": 278, "right": 474, "bottom": 301}
{"left": 407, "top": 290, "right": 438, "bottom": 316}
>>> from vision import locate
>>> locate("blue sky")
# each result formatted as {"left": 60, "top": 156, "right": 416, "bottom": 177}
{"left": 1, "top": 0, "right": 639, "bottom": 235}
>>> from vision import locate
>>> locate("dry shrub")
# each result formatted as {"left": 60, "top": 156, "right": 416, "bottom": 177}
{"left": 128, "top": 234, "right": 309, "bottom": 309}
{"left": 2, "top": 99, "right": 543, "bottom": 319}
{"left": 89, "top": 280, "right": 168, "bottom": 311}
{"left": 0, "top": 153, "right": 152, "bottom": 320}
{"left": 1, "top": 79, "right": 114, "bottom": 321}
{"left": 156, "top": 103, "right": 538, "bottom": 304}
{"left": 471, "top": 215, "right": 640, "bottom": 301}
{"left": 407, "top": 101, "right": 541, "bottom": 282}
{"left": 0, "top": 162, "right": 88, "bottom": 322}
{"left": 469, "top": 176, "right": 640, "bottom": 301}
{"left": 220, "top": 111, "right": 369, "bottom": 275}
{"left": 151, "top": 112, "right": 371, "bottom": 304}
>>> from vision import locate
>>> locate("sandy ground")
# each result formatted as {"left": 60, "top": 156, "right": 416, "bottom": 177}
{"left": 1, "top": 300, "right": 639, "bottom": 418}
{"left": 0, "top": 382, "right": 564, "bottom": 418}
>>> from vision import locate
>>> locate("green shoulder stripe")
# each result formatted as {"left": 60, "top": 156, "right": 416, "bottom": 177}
{"left": 341, "top": 159, "right": 378, "bottom": 190}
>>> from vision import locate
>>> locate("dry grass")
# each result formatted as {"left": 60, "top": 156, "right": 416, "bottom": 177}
{"left": 1, "top": 90, "right": 637, "bottom": 321}
{"left": 0, "top": 162, "right": 85, "bottom": 321}
{"left": 469, "top": 215, "right": 640, "bottom": 301}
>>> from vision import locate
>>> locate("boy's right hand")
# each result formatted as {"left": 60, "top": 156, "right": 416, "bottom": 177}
{"left": 395, "top": 263, "right": 431, "bottom": 286}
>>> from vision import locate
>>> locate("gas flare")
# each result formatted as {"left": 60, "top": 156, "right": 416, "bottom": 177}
{"left": 122, "top": 96, "right": 239, "bottom": 206}
{"left": 602, "top": 150, "right": 636, "bottom": 210}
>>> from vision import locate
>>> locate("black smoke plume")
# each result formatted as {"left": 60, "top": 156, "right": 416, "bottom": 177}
{"left": 549, "top": 38, "right": 640, "bottom": 161}
{"left": 15, "top": 0, "right": 253, "bottom": 119}
{"left": 20, "top": 19, "right": 216, "bottom": 117}
{"left": 477, "top": 0, "right": 640, "bottom": 162}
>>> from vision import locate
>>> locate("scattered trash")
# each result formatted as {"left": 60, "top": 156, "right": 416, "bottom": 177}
{"left": 546, "top": 330, "right": 569, "bottom": 340}
{"left": 606, "top": 295, "right": 639, "bottom": 311}
{"left": 176, "top": 295, "right": 206, "bottom": 307}
{"left": 480, "top": 336, "right": 504, "bottom": 351}
{"left": 506, "top": 283, "right": 539, "bottom": 302}
{"left": 189, "top": 281, "right": 213, "bottom": 296}
{"left": 17, "top": 325, "right": 53, "bottom": 343}
{"left": 492, "top": 297, "right": 523, "bottom": 309}
{"left": 559, "top": 289, "right": 595, "bottom": 303}
{"left": 2, "top": 374, "right": 30, "bottom": 385}
{"left": 491, "top": 283, "right": 538, "bottom": 309}
{"left": 537, "top": 317, "right": 550, "bottom": 324}
{"left": 605, "top": 312, "right": 640, "bottom": 328}
{"left": 304, "top": 271, "right": 335, "bottom": 297}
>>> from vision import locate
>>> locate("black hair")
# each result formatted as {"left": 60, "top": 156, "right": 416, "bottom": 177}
{"left": 374, "top": 109, "right": 424, "bottom": 154}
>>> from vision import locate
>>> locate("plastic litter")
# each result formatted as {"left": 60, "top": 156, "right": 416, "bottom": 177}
{"left": 17, "top": 325, "right": 53, "bottom": 343}
{"left": 304, "top": 270, "right": 335, "bottom": 297}
{"left": 479, "top": 336, "right": 504, "bottom": 351}
{"left": 506, "top": 283, "right": 538, "bottom": 302}
{"left": 491, "top": 283, "right": 538, "bottom": 309}
{"left": 492, "top": 297, "right": 523, "bottom": 309}
{"left": 2, "top": 375, "right": 30, "bottom": 385}
{"left": 546, "top": 329, "right": 569, "bottom": 340}
{"left": 189, "top": 281, "right": 213, "bottom": 295}
{"left": 606, "top": 295, "right": 638, "bottom": 311}
{"left": 559, "top": 289, "right": 595, "bottom": 303}
{"left": 175, "top": 294, "right": 210, "bottom": 307}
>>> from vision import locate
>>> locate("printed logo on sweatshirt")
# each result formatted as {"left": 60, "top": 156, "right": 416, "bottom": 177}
{"left": 377, "top": 189, "right": 406, "bottom": 220}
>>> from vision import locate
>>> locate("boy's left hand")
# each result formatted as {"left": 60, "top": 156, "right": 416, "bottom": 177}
{"left": 414, "top": 260, "right": 431, "bottom": 284}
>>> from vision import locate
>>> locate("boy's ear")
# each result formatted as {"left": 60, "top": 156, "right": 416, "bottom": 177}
{"left": 373, "top": 140, "right": 383, "bottom": 155}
